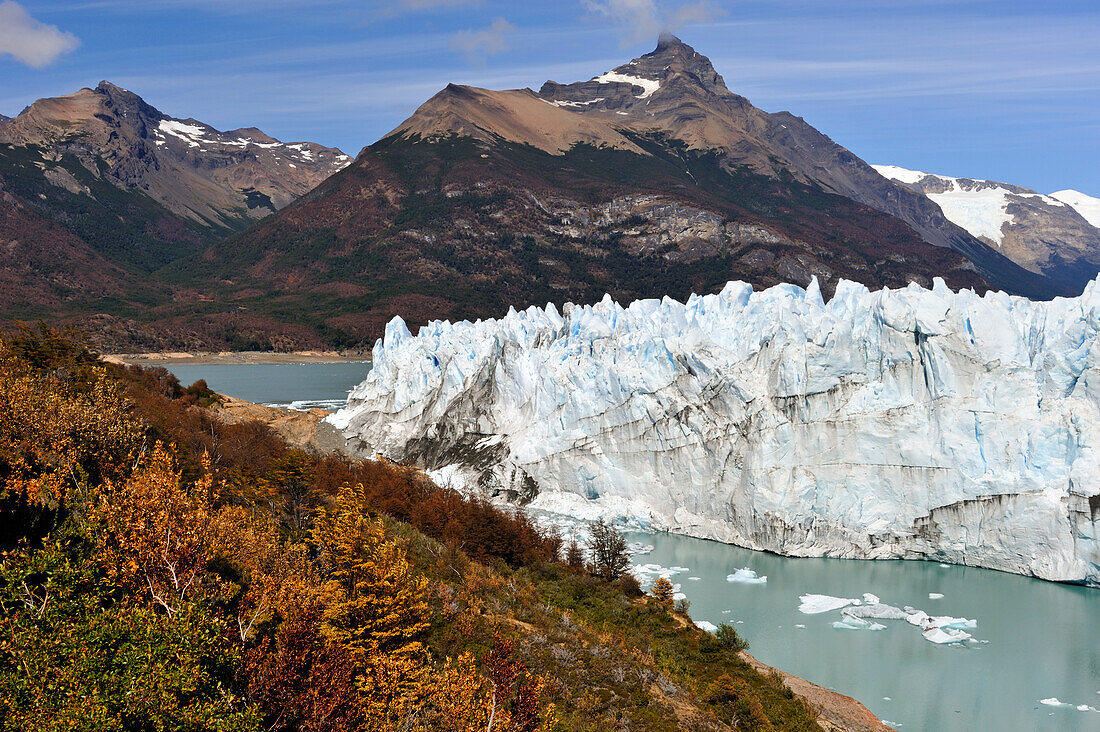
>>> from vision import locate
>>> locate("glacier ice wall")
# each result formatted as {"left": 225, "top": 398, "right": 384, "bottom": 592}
{"left": 330, "top": 277, "right": 1100, "bottom": 584}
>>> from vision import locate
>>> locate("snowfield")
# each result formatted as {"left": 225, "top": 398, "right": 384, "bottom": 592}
{"left": 872, "top": 164, "right": 1074, "bottom": 245}
{"left": 331, "top": 276, "right": 1100, "bottom": 585}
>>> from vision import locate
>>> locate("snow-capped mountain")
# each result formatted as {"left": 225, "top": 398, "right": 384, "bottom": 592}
{"left": 332, "top": 277, "right": 1100, "bottom": 586}
{"left": 874, "top": 165, "right": 1100, "bottom": 292}
{"left": 217, "top": 34, "right": 1068, "bottom": 349}
{"left": 0, "top": 81, "right": 351, "bottom": 231}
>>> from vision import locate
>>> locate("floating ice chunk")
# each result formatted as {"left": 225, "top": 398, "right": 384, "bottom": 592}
{"left": 627, "top": 542, "right": 654, "bottom": 555}
{"left": 1037, "top": 698, "right": 1099, "bottom": 712}
{"left": 939, "top": 564, "right": 950, "bottom": 568}
{"left": 695, "top": 620, "right": 718, "bottom": 632}
{"left": 726, "top": 568, "right": 767, "bottom": 584}
{"left": 905, "top": 610, "right": 930, "bottom": 626}
{"left": 844, "top": 602, "right": 909, "bottom": 620}
{"left": 862, "top": 592, "right": 880, "bottom": 604}
{"left": 687, "top": 576, "right": 701, "bottom": 581}
{"left": 922, "top": 626, "right": 971, "bottom": 644}
{"left": 832, "top": 612, "right": 887, "bottom": 631}
{"left": 799, "top": 594, "right": 858, "bottom": 614}
{"left": 631, "top": 562, "right": 685, "bottom": 579}
{"left": 883, "top": 697, "right": 891, "bottom": 701}
{"left": 672, "top": 592, "right": 686, "bottom": 601}
{"left": 795, "top": 624, "right": 806, "bottom": 628}
{"left": 929, "top": 592, "right": 944, "bottom": 599}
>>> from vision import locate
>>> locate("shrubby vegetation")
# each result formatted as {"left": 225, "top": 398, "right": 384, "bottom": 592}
{"left": 0, "top": 326, "right": 821, "bottom": 731}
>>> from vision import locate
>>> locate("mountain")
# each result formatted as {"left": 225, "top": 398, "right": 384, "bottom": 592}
{"left": 332, "top": 275, "right": 1100, "bottom": 586}
{"left": 0, "top": 82, "right": 351, "bottom": 244}
{"left": 205, "top": 35, "right": 1070, "bottom": 347}
{"left": 874, "top": 165, "right": 1100, "bottom": 292}
{"left": 5, "top": 37, "right": 1092, "bottom": 351}
{"left": 0, "top": 82, "right": 351, "bottom": 347}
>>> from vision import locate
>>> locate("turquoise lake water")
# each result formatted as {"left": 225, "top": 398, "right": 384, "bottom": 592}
{"left": 167, "top": 361, "right": 371, "bottom": 410}
{"left": 165, "top": 361, "right": 1100, "bottom": 731}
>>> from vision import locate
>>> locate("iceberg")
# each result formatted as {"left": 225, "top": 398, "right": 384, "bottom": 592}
{"left": 331, "top": 276, "right": 1100, "bottom": 585}
{"left": 695, "top": 620, "right": 718, "bottom": 632}
{"left": 843, "top": 602, "right": 909, "bottom": 621}
{"left": 798, "top": 594, "right": 859, "bottom": 614}
{"left": 726, "top": 567, "right": 767, "bottom": 584}
{"left": 921, "top": 626, "right": 971, "bottom": 644}
{"left": 832, "top": 611, "right": 887, "bottom": 631}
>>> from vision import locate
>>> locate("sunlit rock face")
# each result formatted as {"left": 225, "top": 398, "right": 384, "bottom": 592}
{"left": 331, "top": 277, "right": 1100, "bottom": 585}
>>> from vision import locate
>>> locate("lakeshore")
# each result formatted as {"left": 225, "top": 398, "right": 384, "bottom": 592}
{"left": 102, "top": 350, "right": 369, "bottom": 365}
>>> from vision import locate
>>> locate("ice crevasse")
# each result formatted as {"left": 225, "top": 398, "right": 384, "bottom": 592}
{"left": 330, "top": 276, "right": 1100, "bottom": 585}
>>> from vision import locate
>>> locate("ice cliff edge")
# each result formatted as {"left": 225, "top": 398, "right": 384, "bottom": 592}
{"left": 330, "top": 277, "right": 1100, "bottom": 585}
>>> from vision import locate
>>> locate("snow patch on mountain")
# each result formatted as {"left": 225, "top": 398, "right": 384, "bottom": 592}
{"left": 331, "top": 277, "right": 1100, "bottom": 585}
{"left": 594, "top": 71, "right": 660, "bottom": 99}
{"left": 872, "top": 164, "right": 928, "bottom": 185}
{"left": 158, "top": 119, "right": 205, "bottom": 147}
{"left": 155, "top": 118, "right": 351, "bottom": 168}
{"left": 1051, "top": 189, "right": 1100, "bottom": 229}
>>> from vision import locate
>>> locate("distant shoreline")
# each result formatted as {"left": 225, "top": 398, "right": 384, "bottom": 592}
{"left": 102, "top": 351, "right": 370, "bottom": 366}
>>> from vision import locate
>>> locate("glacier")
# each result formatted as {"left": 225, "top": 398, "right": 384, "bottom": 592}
{"left": 330, "top": 276, "right": 1100, "bottom": 585}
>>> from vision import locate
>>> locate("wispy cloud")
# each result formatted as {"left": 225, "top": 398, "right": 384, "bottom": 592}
{"left": 451, "top": 17, "right": 514, "bottom": 63}
{"left": 0, "top": 1, "right": 80, "bottom": 68}
{"left": 582, "top": 0, "right": 723, "bottom": 45}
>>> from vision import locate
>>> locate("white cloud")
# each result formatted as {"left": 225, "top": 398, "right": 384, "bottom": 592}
{"left": 582, "top": 0, "right": 723, "bottom": 45}
{"left": 0, "top": 1, "right": 80, "bottom": 68}
{"left": 451, "top": 18, "right": 514, "bottom": 62}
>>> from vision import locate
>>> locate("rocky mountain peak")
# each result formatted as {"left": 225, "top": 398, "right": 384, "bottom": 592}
{"left": 643, "top": 33, "right": 727, "bottom": 92}
{"left": 538, "top": 34, "right": 733, "bottom": 117}
{"left": 93, "top": 80, "right": 162, "bottom": 127}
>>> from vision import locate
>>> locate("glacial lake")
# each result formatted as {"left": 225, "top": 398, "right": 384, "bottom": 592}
{"left": 166, "top": 360, "right": 371, "bottom": 411}
{"left": 164, "top": 360, "right": 1100, "bottom": 732}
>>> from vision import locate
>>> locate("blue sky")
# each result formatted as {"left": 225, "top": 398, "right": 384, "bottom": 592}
{"left": 2, "top": 1, "right": 1098, "bottom": 195}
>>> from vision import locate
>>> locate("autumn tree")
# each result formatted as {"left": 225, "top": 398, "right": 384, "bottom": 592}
{"left": 564, "top": 539, "right": 585, "bottom": 569}
{"left": 312, "top": 481, "right": 432, "bottom": 729}
{"left": 265, "top": 450, "right": 317, "bottom": 534}
{"left": 651, "top": 576, "right": 675, "bottom": 607}
{"left": 92, "top": 446, "right": 215, "bottom": 616}
{"left": 585, "top": 518, "right": 630, "bottom": 582}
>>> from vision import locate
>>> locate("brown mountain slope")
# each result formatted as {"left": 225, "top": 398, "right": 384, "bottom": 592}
{"left": 393, "top": 84, "right": 645, "bottom": 155}
{"left": 0, "top": 183, "right": 134, "bottom": 317}
{"left": 186, "top": 118, "right": 987, "bottom": 346}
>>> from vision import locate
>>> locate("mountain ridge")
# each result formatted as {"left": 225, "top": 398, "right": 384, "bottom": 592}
{"left": 0, "top": 81, "right": 353, "bottom": 348}
{"left": 201, "top": 34, "right": 1072, "bottom": 348}
{"left": 3, "top": 36, "right": 1096, "bottom": 351}
{"left": 874, "top": 164, "right": 1100, "bottom": 291}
